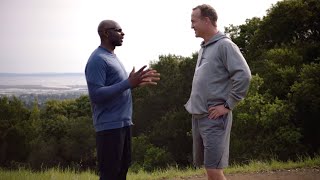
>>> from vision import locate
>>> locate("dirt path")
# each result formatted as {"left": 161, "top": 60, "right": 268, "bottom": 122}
{"left": 178, "top": 168, "right": 320, "bottom": 180}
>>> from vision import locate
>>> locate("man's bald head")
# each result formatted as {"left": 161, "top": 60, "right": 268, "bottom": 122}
{"left": 98, "top": 20, "right": 116, "bottom": 37}
{"left": 98, "top": 20, "right": 116, "bottom": 32}
{"left": 97, "top": 19, "right": 124, "bottom": 49}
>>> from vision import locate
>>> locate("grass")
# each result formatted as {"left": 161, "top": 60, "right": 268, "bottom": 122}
{"left": 0, "top": 168, "right": 97, "bottom": 180}
{"left": 225, "top": 155, "right": 320, "bottom": 175}
{"left": 1, "top": 155, "right": 319, "bottom": 180}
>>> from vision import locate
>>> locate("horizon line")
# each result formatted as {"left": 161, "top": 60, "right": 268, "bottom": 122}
{"left": 0, "top": 72, "right": 85, "bottom": 74}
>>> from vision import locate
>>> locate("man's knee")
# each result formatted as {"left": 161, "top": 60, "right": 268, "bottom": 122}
{"left": 206, "top": 168, "right": 226, "bottom": 180}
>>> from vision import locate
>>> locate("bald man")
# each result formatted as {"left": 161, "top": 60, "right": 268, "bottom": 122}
{"left": 85, "top": 20, "right": 160, "bottom": 180}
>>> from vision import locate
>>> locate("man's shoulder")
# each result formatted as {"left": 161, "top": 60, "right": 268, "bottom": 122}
{"left": 88, "top": 50, "right": 115, "bottom": 64}
{"left": 86, "top": 52, "right": 109, "bottom": 72}
{"left": 205, "top": 36, "right": 234, "bottom": 50}
{"left": 217, "top": 37, "right": 234, "bottom": 45}
{"left": 216, "top": 37, "right": 241, "bottom": 51}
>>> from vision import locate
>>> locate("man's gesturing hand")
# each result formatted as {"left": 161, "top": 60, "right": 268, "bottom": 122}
{"left": 128, "top": 65, "right": 161, "bottom": 88}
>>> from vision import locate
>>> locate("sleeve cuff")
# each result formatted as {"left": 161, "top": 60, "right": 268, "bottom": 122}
{"left": 226, "top": 97, "right": 238, "bottom": 110}
{"left": 122, "top": 79, "right": 132, "bottom": 90}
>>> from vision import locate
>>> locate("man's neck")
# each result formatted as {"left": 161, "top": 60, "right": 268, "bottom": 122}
{"left": 100, "top": 43, "right": 115, "bottom": 54}
{"left": 203, "top": 29, "right": 219, "bottom": 43}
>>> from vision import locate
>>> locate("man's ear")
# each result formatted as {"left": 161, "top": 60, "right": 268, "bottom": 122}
{"left": 205, "top": 17, "right": 210, "bottom": 24}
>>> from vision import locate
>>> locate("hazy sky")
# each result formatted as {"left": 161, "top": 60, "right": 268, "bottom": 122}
{"left": 0, "top": 0, "right": 280, "bottom": 73}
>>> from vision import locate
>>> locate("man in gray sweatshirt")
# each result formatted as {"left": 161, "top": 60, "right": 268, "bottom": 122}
{"left": 185, "top": 4, "right": 252, "bottom": 180}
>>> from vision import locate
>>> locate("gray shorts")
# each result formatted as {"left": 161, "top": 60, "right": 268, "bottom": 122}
{"left": 192, "top": 112, "right": 232, "bottom": 169}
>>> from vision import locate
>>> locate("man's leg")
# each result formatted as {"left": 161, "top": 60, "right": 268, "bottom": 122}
{"left": 96, "top": 127, "right": 126, "bottom": 180}
{"left": 192, "top": 116, "right": 204, "bottom": 167}
{"left": 118, "top": 126, "right": 132, "bottom": 180}
{"left": 206, "top": 168, "right": 226, "bottom": 180}
{"left": 199, "top": 113, "right": 232, "bottom": 180}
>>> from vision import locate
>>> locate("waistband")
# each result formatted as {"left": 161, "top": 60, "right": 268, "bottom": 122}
{"left": 192, "top": 113, "right": 208, "bottom": 120}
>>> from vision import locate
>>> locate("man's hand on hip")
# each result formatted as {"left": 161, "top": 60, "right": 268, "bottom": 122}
{"left": 208, "top": 105, "right": 230, "bottom": 119}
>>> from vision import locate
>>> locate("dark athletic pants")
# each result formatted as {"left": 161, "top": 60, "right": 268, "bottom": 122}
{"left": 96, "top": 126, "right": 132, "bottom": 180}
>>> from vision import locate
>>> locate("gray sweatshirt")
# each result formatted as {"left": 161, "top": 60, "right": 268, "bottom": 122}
{"left": 185, "top": 31, "right": 251, "bottom": 114}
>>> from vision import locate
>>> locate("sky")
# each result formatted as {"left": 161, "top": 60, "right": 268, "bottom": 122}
{"left": 0, "top": 0, "right": 280, "bottom": 73}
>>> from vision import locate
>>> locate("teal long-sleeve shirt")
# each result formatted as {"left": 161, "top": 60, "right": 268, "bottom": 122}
{"left": 85, "top": 46, "right": 133, "bottom": 132}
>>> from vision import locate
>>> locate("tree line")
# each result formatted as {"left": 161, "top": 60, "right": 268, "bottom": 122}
{"left": 0, "top": 0, "right": 319, "bottom": 172}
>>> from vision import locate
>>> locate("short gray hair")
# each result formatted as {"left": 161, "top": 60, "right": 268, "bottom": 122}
{"left": 193, "top": 4, "right": 218, "bottom": 26}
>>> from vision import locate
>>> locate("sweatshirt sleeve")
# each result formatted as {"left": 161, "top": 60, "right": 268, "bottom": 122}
{"left": 85, "top": 58, "right": 131, "bottom": 104}
{"left": 222, "top": 41, "right": 252, "bottom": 110}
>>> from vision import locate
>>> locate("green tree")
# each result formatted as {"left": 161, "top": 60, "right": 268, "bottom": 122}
{"left": 231, "top": 75, "right": 304, "bottom": 162}
{"left": 131, "top": 135, "right": 173, "bottom": 172}
{"left": 60, "top": 117, "right": 96, "bottom": 169}
{"left": 258, "top": 47, "right": 303, "bottom": 99}
{"left": 131, "top": 54, "right": 196, "bottom": 167}
{"left": 0, "top": 97, "right": 31, "bottom": 167}
{"left": 28, "top": 96, "right": 95, "bottom": 169}
{"left": 132, "top": 54, "right": 195, "bottom": 136}
{"left": 149, "top": 109, "right": 192, "bottom": 166}
{"left": 224, "top": 17, "right": 262, "bottom": 58}
{"left": 251, "top": 0, "right": 320, "bottom": 50}
{"left": 290, "top": 62, "right": 320, "bottom": 154}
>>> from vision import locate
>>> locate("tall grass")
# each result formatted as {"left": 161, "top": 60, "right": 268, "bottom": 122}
{"left": 1, "top": 155, "right": 319, "bottom": 180}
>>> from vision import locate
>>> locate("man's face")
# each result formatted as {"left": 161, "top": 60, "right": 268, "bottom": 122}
{"left": 191, "top": 8, "right": 207, "bottom": 38}
{"left": 106, "top": 23, "right": 125, "bottom": 46}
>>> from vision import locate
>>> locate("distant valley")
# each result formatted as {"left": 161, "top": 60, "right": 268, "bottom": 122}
{"left": 0, "top": 73, "right": 88, "bottom": 106}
